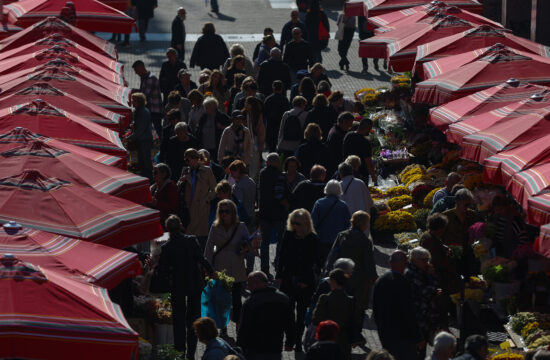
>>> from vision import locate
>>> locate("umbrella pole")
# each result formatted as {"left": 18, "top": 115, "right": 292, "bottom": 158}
{"left": 531, "top": 0, "right": 537, "bottom": 41}
{"left": 501, "top": 0, "right": 507, "bottom": 28}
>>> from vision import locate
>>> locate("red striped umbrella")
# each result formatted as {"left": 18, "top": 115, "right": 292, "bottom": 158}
{"left": 428, "top": 79, "right": 548, "bottom": 131}
{"left": 367, "top": 2, "right": 442, "bottom": 28}
{"left": 505, "top": 162, "right": 550, "bottom": 211}
{"left": 414, "top": 26, "right": 550, "bottom": 80}
{"left": 0, "top": 255, "right": 138, "bottom": 359}
{"left": 0, "top": 23, "right": 23, "bottom": 40}
{"left": 461, "top": 108, "right": 550, "bottom": 164}
{"left": 483, "top": 132, "right": 550, "bottom": 186}
{"left": 0, "top": 223, "right": 141, "bottom": 289}
{"left": 0, "top": 140, "right": 151, "bottom": 204}
{"left": 0, "top": 34, "right": 123, "bottom": 73}
{"left": 0, "top": 68, "right": 130, "bottom": 117}
{"left": 0, "top": 170, "right": 162, "bottom": 248}
{"left": 98, "top": 0, "right": 129, "bottom": 12}
{"left": 387, "top": 15, "right": 474, "bottom": 72}
{"left": 0, "top": 48, "right": 125, "bottom": 85}
{"left": 0, "top": 127, "right": 125, "bottom": 169}
{"left": 5, "top": 0, "right": 135, "bottom": 34}
{"left": 528, "top": 195, "right": 550, "bottom": 227}
{"left": 0, "top": 83, "right": 122, "bottom": 131}
{"left": 446, "top": 91, "right": 550, "bottom": 145}
{"left": 345, "top": 0, "right": 482, "bottom": 17}
{"left": 535, "top": 223, "right": 550, "bottom": 257}
{"left": 0, "top": 99, "right": 126, "bottom": 157}
{"left": 0, "top": 17, "right": 117, "bottom": 59}
{"left": 412, "top": 47, "right": 550, "bottom": 105}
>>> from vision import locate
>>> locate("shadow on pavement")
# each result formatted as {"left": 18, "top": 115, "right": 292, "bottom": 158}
{"left": 208, "top": 12, "right": 237, "bottom": 21}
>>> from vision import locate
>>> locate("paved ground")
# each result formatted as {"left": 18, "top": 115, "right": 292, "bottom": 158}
{"left": 105, "top": 0, "right": 398, "bottom": 358}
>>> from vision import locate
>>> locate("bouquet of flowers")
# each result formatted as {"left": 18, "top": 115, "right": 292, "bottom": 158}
{"left": 201, "top": 271, "right": 234, "bottom": 329}
{"left": 395, "top": 232, "right": 420, "bottom": 252}
{"left": 449, "top": 244, "right": 463, "bottom": 261}
{"left": 374, "top": 210, "right": 417, "bottom": 232}
{"left": 482, "top": 257, "right": 517, "bottom": 283}
{"left": 423, "top": 187, "right": 443, "bottom": 208}
{"left": 399, "top": 165, "right": 427, "bottom": 186}
{"left": 388, "top": 195, "right": 413, "bottom": 211}
{"left": 491, "top": 353, "right": 525, "bottom": 360}
{"left": 385, "top": 186, "right": 410, "bottom": 198}
{"left": 153, "top": 295, "right": 173, "bottom": 324}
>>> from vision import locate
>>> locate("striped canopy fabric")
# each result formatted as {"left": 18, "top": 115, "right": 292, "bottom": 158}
{"left": 0, "top": 17, "right": 117, "bottom": 59}
{"left": 345, "top": 0, "right": 482, "bottom": 17}
{"left": 483, "top": 133, "right": 550, "bottom": 186}
{"left": 0, "top": 225, "right": 141, "bottom": 289}
{"left": 446, "top": 91, "right": 550, "bottom": 145}
{"left": 0, "top": 140, "right": 151, "bottom": 203}
{"left": 98, "top": 0, "right": 129, "bottom": 12}
{"left": 387, "top": 15, "right": 474, "bottom": 72}
{"left": 0, "top": 99, "right": 126, "bottom": 157}
{"left": 5, "top": 0, "right": 135, "bottom": 34}
{"left": 506, "top": 162, "right": 550, "bottom": 211}
{"left": 0, "top": 127, "right": 124, "bottom": 169}
{"left": 0, "top": 84, "right": 122, "bottom": 131}
{"left": 412, "top": 47, "right": 550, "bottom": 105}
{"left": 414, "top": 26, "right": 550, "bottom": 80}
{"left": 461, "top": 109, "right": 550, "bottom": 164}
{"left": 528, "top": 195, "right": 550, "bottom": 227}
{"left": 0, "top": 68, "right": 131, "bottom": 117}
{"left": 0, "top": 23, "right": 23, "bottom": 40}
{"left": 368, "top": 2, "right": 439, "bottom": 28}
{"left": 535, "top": 223, "right": 550, "bottom": 257}
{"left": 0, "top": 170, "right": 162, "bottom": 248}
{"left": 0, "top": 255, "right": 138, "bottom": 359}
{"left": 428, "top": 80, "right": 548, "bottom": 131}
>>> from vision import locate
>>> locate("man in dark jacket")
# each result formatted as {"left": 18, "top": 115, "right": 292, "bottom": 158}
{"left": 327, "top": 111, "right": 354, "bottom": 166}
{"left": 238, "top": 271, "right": 296, "bottom": 360}
{"left": 342, "top": 117, "right": 377, "bottom": 184}
{"left": 280, "top": 10, "right": 309, "bottom": 50}
{"left": 453, "top": 335, "right": 488, "bottom": 360}
{"left": 373, "top": 250, "right": 423, "bottom": 360}
{"left": 159, "top": 48, "right": 187, "bottom": 104}
{"left": 264, "top": 81, "right": 290, "bottom": 152}
{"left": 131, "top": 0, "right": 157, "bottom": 42}
{"left": 257, "top": 48, "right": 291, "bottom": 97}
{"left": 165, "top": 122, "right": 200, "bottom": 181}
{"left": 171, "top": 8, "right": 186, "bottom": 61}
{"left": 283, "top": 27, "right": 312, "bottom": 78}
{"left": 259, "top": 153, "right": 290, "bottom": 275}
{"left": 156, "top": 215, "right": 214, "bottom": 359}
{"left": 291, "top": 165, "right": 326, "bottom": 212}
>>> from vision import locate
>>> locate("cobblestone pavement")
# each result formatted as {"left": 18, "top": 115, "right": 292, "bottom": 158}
{"left": 107, "top": 0, "right": 398, "bottom": 358}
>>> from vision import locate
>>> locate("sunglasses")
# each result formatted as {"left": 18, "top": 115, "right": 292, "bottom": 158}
{"left": 219, "top": 209, "right": 231, "bottom": 215}
{"left": 291, "top": 221, "right": 302, "bottom": 226}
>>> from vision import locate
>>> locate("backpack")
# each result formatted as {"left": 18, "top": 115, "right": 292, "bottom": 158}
{"left": 283, "top": 111, "right": 304, "bottom": 141}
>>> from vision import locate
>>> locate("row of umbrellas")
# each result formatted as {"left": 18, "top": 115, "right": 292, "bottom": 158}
{"left": 0, "top": 15, "right": 155, "bottom": 358}
{"left": 348, "top": 0, "right": 550, "bottom": 256}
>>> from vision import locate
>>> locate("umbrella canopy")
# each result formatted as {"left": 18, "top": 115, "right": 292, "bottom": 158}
{"left": 446, "top": 91, "right": 550, "bottom": 145}
{"left": 0, "top": 140, "right": 151, "bottom": 204}
{"left": 0, "top": 35, "right": 123, "bottom": 72}
{"left": 367, "top": 1, "right": 443, "bottom": 28}
{"left": 345, "top": 0, "right": 482, "bottom": 17}
{"left": 0, "top": 127, "right": 124, "bottom": 169}
{"left": 0, "top": 99, "right": 126, "bottom": 157}
{"left": 5, "top": 0, "right": 135, "bottom": 34}
{"left": 414, "top": 26, "right": 550, "bottom": 79}
{"left": 0, "top": 23, "right": 23, "bottom": 40}
{"left": 412, "top": 47, "right": 550, "bottom": 105}
{"left": 535, "top": 223, "right": 550, "bottom": 257}
{"left": 483, "top": 133, "right": 550, "bottom": 186}
{"left": 0, "top": 68, "right": 130, "bottom": 116}
{"left": 0, "top": 17, "right": 117, "bottom": 59}
{"left": 387, "top": 15, "right": 474, "bottom": 72}
{"left": 428, "top": 79, "right": 548, "bottom": 131}
{"left": 0, "top": 170, "right": 162, "bottom": 248}
{"left": 0, "top": 47, "right": 125, "bottom": 85}
{"left": 98, "top": 0, "right": 128, "bottom": 12}
{"left": 505, "top": 162, "right": 550, "bottom": 211}
{"left": 0, "top": 254, "right": 138, "bottom": 359}
{"left": 0, "top": 223, "right": 141, "bottom": 289}
{"left": 461, "top": 108, "right": 550, "bottom": 164}
{"left": 0, "top": 83, "right": 122, "bottom": 131}
{"left": 528, "top": 194, "right": 550, "bottom": 226}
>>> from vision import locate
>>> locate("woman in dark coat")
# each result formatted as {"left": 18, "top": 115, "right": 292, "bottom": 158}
{"left": 304, "top": 94, "right": 337, "bottom": 142}
{"left": 127, "top": 92, "right": 153, "bottom": 181}
{"left": 276, "top": 209, "right": 320, "bottom": 352}
{"left": 295, "top": 123, "right": 331, "bottom": 178}
{"left": 148, "top": 163, "right": 179, "bottom": 229}
{"left": 190, "top": 22, "right": 230, "bottom": 70}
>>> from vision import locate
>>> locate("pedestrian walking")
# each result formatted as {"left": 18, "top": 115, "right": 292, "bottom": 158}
{"left": 131, "top": 0, "right": 157, "bottom": 42}
{"left": 171, "top": 7, "right": 186, "bottom": 61}
{"left": 190, "top": 23, "right": 230, "bottom": 70}
{"left": 336, "top": 12, "right": 356, "bottom": 72}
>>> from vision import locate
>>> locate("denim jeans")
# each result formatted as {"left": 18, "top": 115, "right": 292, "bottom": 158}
{"left": 259, "top": 220, "right": 285, "bottom": 275}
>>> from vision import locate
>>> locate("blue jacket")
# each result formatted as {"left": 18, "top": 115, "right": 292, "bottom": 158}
{"left": 311, "top": 195, "right": 351, "bottom": 245}
{"left": 202, "top": 338, "right": 232, "bottom": 360}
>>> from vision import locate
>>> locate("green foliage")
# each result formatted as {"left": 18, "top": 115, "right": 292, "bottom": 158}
{"left": 155, "top": 344, "right": 186, "bottom": 360}
{"left": 482, "top": 264, "right": 510, "bottom": 283}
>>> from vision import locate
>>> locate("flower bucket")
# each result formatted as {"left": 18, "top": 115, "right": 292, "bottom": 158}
{"left": 153, "top": 323, "right": 174, "bottom": 345}
{"left": 493, "top": 281, "right": 520, "bottom": 302}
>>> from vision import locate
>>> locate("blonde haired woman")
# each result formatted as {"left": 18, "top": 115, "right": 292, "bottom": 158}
{"left": 276, "top": 208, "right": 320, "bottom": 351}
{"left": 204, "top": 199, "right": 249, "bottom": 329}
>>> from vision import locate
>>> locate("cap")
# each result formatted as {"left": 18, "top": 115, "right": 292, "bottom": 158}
{"left": 231, "top": 110, "right": 245, "bottom": 119}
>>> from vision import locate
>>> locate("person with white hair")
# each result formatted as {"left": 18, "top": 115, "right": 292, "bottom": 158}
{"left": 195, "top": 96, "right": 230, "bottom": 161}
{"left": 405, "top": 247, "right": 439, "bottom": 360}
{"left": 311, "top": 179, "right": 351, "bottom": 264}
{"left": 433, "top": 331, "right": 456, "bottom": 360}
{"left": 338, "top": 162, "right": 373, "bottom": 215}
{"left": 222, "top": 43, "right": 255, "bottom": 76}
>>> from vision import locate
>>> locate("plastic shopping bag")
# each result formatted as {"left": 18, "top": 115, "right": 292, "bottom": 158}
{"left": 201, "top": 279, "right": 232, "bottom": 329}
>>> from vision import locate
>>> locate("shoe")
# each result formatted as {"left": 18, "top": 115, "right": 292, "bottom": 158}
{"left": 339, "top": 64, "right": 344, "bottom": 70}
{"left": 361, "top": 67, "right": 368, "bottom": 74}
{"left": 383, "top": 59, "right": 388, "bottom": 70}
{"left": 374, "top": 62, "right": 379, "bottom": 70}
{"left": 345, "top": 64, "right": 350, "bottom": 72}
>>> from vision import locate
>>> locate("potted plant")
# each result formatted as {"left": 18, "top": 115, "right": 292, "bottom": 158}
{"left": 481, "top": 258, "right": 520, "bottom": 303}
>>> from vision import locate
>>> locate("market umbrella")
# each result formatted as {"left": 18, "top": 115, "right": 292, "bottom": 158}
{"left": 0, "top": 140, "right": 151, "bottom": 204}
{"left": 0, "top": 17, "right": 117, "bottom": 59}
{"left": 345, "top": 0, "right": 482, "bottom": 17}
{"left": 0, "top": 47, "right": 125, "bottom": 85}
{"left": 0, "top": 170, "right": 162, "bottom": 248}
{"left": 428, "top": 79, "right": 548, "bottom": 131}
{"left": 504, "top": 162, "right": 550, "bottom": 211}
{"left": 98, "top": 0, "right": 129, "bottom": 12}
{"left": 412, "top": 47, "right": 550, "bottom": 105}
{"left": 0, "top": 127, "right": 125, "bottom": 169}
{"left": 527, "top": 194, "right": 550, "bottom": 227}
{"left": 5, "top": 0, "right": 135, "bottom": 34}
{"left": 387, "top": 15, "right": 474, "bottom": 72}
{"left": 535, "top": 223, "right": 550, "bottom": 257}
{"left": 460, "top": 108, "right": 550, "bottom": 164}
{"left": 446, "top": 91, "right": 550, "bottom": 145}
{"left": 0, "top": 223, "right": 141, "bottom": 289}
{"left": 0, "top": 22, "right": 23, "bottom": 39}
{"left": 0, "top": 83, "right": 123, "bottom": 131}
{"left": 0, "top": 254, "right": 138, "bottom": 359}
{"left": 0, "top": 99, "right": 126, "bottom": 157}
{"left": 0, "top": 35, "right": 123, "bottom": 72}
{"left": 414, "top": 26, "right": 550, "bottom": 80}
{"left": 367, "top": 1, "right": 444, "bottom": 28}
{"left": 0, "top": 67, "right": 131, "bottom": 117}
{"left": 483, "top": 133, "right": 550, "bottom": 186}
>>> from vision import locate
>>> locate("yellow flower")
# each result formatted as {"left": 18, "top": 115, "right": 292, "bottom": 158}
{"left": 388, "top": 195, "right": 413, "bottom": 211}
{"left": 521, "top": 322, "right": 540, "bottom": 338}
{"left": 423, "top": 187, "right": 443, "bottom": 208}
{"left": 385, "top": 186, "right": 410, "bottom": 198}
{"left": 374, "top": 210, "right": 417, "bottom": 232}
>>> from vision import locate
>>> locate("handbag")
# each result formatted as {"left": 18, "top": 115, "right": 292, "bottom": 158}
{"left": 335, "top": 14, "right": 345, "bottom": 41}
{"left": 212, "top": 223, "right": 240, "bottom": 265}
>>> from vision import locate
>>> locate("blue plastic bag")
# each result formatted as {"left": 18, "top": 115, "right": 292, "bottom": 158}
{"left": 201, "top": 279, "right": 232, "bottom": 329}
